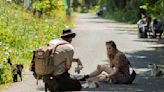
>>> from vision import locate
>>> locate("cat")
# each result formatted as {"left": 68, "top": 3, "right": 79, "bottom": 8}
{"left": 82, "top": 80, "right": 99, "bottom": 88}
{"left": 148, "top": 64, "right": 162, "bottom": 77}
{"left": 7, "top": 58, "right": 24, "bottom": 82}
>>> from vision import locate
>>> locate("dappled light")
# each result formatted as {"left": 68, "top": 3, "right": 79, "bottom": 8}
{"left": 0, "top": 0, "right": 164, "bottom": 92}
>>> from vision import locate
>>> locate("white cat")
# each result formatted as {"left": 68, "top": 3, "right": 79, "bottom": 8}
{"left": 82, "top": 80, "right": 99, "bottom": 88}
{"left": 148, "top": 64, "right": 162, "bottom": 77}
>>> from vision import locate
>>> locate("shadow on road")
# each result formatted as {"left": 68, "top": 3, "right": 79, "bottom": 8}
{"left": 126, "top": 38, "right": 164, "bottom": 68}
{"left": 82, "top": 75, "right": 164, "bottom": 91}
{"left": 81, "top": 37, "right": 164, "bottom": 91}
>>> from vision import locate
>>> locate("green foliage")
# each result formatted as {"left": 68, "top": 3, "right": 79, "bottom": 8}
{"left": 97, "top": 0, "right": 138, "bottom": 23}
{"left": 98, "top": 0, "right": 164, "bottom": 23}
{"left": 72, "top": 0, "right": 99, "bottom": 12}
{"left": 0, "top": 62, "right": 13, "bottom": 84}
{"left": 73, "top": 0, "right": 163, "bottom": 23}
{"left": 88, "top": 5, "right": 99, "bottom": 13}
{"left": 147, "top": 0, "right": 164, "bottom": 20}
{"left": 32, "top": 0, "right": 64, "bottom": 14}
{"left": 0, "top": 0, "right": 70, "bottom": 84}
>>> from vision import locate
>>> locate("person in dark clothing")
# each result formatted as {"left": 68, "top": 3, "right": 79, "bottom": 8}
{"left": 152, "top": 19, "right": 163, "bottom": 38}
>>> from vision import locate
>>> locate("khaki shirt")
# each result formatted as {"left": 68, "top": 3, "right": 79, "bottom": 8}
{"left": 49, "top": 39, "right": 74, "bottom": 76}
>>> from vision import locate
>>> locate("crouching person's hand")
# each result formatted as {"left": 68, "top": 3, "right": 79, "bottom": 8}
{"left": 74, "top": 58, "right": 83, "bottom": 74}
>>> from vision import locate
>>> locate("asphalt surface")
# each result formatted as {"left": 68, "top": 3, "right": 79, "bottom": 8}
{"left": 1, "top": 13, "right": 164, "bottom": 92}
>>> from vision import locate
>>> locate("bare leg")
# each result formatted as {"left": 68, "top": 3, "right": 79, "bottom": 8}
{"left": 78, "top": 64, "right": 113, "bottom": 81}
{"left": 89, "top": 64, "right": 113, "bottom": 77}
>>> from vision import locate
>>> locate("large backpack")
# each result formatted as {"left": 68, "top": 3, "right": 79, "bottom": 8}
{"left": 33, "top": 39, "right": 68, "bottom": 76}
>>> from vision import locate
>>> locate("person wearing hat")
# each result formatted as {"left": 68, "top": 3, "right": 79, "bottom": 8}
{"left": 47, "top": 29, "right": 83, "bottom": 91}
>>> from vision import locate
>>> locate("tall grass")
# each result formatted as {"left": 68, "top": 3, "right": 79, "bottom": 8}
{"left": 0, "top": 0, "right": 71, "bottom": 84}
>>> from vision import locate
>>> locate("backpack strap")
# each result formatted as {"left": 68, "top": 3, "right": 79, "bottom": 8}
{"left": 128, "top": 60, "right": 135, "bottom": 71}
{"left": 49, "top": 41, "right": 69, "bottom": 74}
{"left": 51, "top": 41, "right": 69, "bottom": 56}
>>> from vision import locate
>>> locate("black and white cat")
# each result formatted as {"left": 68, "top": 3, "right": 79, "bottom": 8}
{"left": 7, "top": 58, "right": 24, "bottom": 82}
{"left": 148, "top": 64, "right": 162, "bottom": 77}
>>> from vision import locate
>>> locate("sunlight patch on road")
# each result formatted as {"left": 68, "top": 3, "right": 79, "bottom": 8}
{"left": 133, "top": 68, "right": 151, "bottom": 74}
{"left": 149, "top": 44, "right": 164, "bottom": 47}
{"left": 126, "top": 54, "right": 146, "bottom": 59}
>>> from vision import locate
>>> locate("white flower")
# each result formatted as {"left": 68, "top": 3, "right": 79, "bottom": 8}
{"left": 6, "top": 0, "right": 12, "bottom": 2}
{"left": 35, "top": 36, "right": 38, "bottom": 38}
{"left": 4, "top": 58, "right": 8, "bottom": 62}
{"left": 5, "top": 52, "right": 10, "bottom": 56}
{"left": 53, "top": 35, "right": 57, "bottom": 39}
{"left": 4, "top": 46, "right": 9, "bottom": 50}
{"left": 65, "top": 25, "right": 70, "bottom": 29}
{"left": 0, "top": 42, "right": 2, "bottom": 45}
{"left": 8, "top": 49, "right": 12, "bottom": 53}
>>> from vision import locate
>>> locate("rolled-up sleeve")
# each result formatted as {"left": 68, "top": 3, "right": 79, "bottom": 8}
{"left": 65, "top": 49, "right": 74, "bottom": 67}
{"left": 64, "top": 44, "right": 74, "bottom": 68}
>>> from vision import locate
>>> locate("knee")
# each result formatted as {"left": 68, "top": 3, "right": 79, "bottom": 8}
{"left": 97, "top": 65, "right": 101, "bottom": 70}
{"left": 97, "top": 64, "right": 105, "bottom": 71}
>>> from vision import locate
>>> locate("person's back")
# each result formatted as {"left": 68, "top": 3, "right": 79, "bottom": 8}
{"left": 112, "top": 51, "right": 129, "bottom": 74}
{"left": 49, "top": 39, "right": 74, "bottom": 76}
{"left": 153, "top": 19, "right": 163, "bottom": 30}
{"left": 152, "top": 19, "right": 163, "bottom": 38}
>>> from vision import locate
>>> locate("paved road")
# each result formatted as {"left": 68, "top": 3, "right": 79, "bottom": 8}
{"left": 2, "top": 13, "right": 164, "bottom": 92}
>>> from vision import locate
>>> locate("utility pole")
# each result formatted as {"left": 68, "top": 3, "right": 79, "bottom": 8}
{"left": 64, "top": 0, "right": 71, "bottom": 16}
{"left": 67, "top": 0, "right": 71, "bottom": 16}
{"left": 63, "top": 0, "right": 71, "bottom": 24}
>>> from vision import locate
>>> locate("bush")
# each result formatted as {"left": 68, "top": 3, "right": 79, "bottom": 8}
{"left": 0, "top": 0, "right": 70, "bottom": 84}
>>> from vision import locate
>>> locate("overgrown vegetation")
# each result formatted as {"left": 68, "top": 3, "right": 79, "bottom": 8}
{"left": 100, "top": 0, "right": 164, "bottom": 23}
{"left": 72, "top": 0, "right": 99, "bottom": 13}
{"left": 72, "top": 0, "right": 164, "bottom": 23}
{"left": 0, "top": 0, "right": 71, "bottom": 85}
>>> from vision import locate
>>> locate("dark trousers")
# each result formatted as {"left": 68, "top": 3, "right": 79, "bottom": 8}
{"left": 43, "top": 72, "right": 82, "bottom": 92}
{"left": 138, "top": 28, "right": 148, "bottom": 38}
{"left": 154, "top": 29, "right": 163, "bottom": 38}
